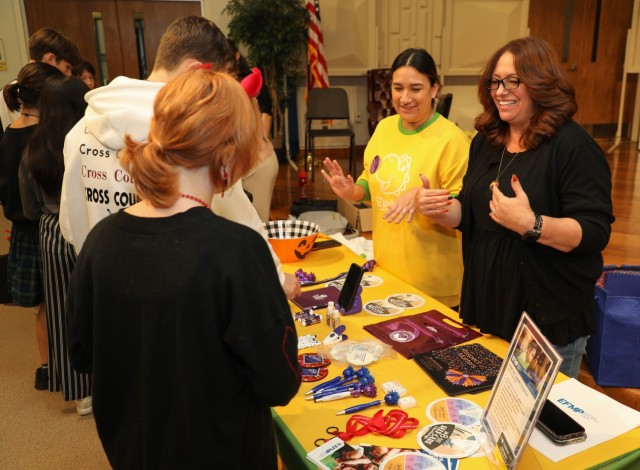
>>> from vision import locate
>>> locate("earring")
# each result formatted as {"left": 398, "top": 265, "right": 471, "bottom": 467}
{"left": 221, "top": 166, "right": 228, "bottom": 198}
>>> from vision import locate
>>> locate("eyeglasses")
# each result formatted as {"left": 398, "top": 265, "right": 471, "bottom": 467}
{"left": 486, "top": 77, "right": 521, "bottom": 91}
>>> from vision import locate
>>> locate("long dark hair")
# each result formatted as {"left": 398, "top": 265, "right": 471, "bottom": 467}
{"left": 475, "top": 36, "right": 577, "bottom": 150}
{"left": 2, "top": 62, "right": 61, "bottom": 112}
{"left": 24, "top": 75, "right": 88, "bottom": 196}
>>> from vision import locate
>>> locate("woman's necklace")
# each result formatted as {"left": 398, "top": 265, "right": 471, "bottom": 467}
{"left": 489, "top": 147, "right": 520, "bottom": 190}
{"left": 180, "top": 193, "right": 210, "bottom": 209}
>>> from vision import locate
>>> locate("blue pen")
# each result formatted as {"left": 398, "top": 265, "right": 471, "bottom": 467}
{"left": 336, "top": 400, "right": 382, "bottom": 415}
{"left": 311, "top": 385, "right": 360, "bottom": 400}
{"left": 306, "top": 386, "right": 350, "bottom": 401}
{"left": 305, "top": 376, "right": 342, "bottom": 396}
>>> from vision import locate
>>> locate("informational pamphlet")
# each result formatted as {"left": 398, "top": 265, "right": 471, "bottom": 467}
{"left": 529, "top": 378, "right": 640, "bottom": 462}
{"left": 306, "top": 438, "right": 445, "bottom": 470}
{"left": 480, "top": 312, "right": 562, "bottom": 469}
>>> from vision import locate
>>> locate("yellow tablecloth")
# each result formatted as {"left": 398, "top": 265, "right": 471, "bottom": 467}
{"left": 273, "top": 245, "right": 640, "bottom": 469}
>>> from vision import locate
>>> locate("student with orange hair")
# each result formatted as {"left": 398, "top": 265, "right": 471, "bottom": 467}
{"left": 66, "top": 70, "right": 301, "bottom": 470}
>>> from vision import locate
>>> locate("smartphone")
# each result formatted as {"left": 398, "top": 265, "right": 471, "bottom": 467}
{"left": 536, "top": 400, "right": 587, "bottom": 445}
{"left": 311, "top": 239, "right": 342, "bottom": 251}
{"left": 337, "top": 263, "right": 365, "bottom": 311}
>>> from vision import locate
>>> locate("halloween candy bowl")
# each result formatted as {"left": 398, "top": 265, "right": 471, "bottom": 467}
{"left": 264, "top": 220, "right": 320, "bottom": 263}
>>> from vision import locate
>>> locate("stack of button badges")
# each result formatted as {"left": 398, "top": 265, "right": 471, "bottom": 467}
{"left": 298, "top": 353, "right": 331, "bottom": 382}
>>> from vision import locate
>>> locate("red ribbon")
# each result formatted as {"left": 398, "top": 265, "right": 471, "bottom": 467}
{"left": 337, "top": 409, "right": 419, "bottom": 441}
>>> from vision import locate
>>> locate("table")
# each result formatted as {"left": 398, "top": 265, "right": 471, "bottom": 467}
{"left": 273, "top": 245, "right": 640, "bottom": 469}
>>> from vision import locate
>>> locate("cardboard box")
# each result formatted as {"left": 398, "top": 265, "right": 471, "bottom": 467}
{"left": 337, "top": 198, "right": 373, "bottom": 232}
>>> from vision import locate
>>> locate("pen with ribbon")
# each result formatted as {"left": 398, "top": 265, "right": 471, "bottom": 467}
{"left": 305, "top": 365, "right": 357, "bottom": 396}
{"left": 310, "top": 384, "right": 377, "bottom": 402}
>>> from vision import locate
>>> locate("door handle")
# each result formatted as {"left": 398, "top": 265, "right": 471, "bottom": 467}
{"left": 567, "top": 59, "right": 577, "bottom": 71}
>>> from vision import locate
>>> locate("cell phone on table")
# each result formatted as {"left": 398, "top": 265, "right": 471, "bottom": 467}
{"left": 536, "top": 400, "right": 587, "bottom": 445}
{"left": 337, "top": 263, "right": 365, "bottom": 311}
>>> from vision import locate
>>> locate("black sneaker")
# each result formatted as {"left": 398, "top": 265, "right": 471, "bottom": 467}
{"left": 35, "top": 367, "right": 48, "bottom": 390}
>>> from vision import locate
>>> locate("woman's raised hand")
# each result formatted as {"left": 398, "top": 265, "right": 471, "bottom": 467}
{"left": 321, "top": 158, "right": 357, "bottom": 199}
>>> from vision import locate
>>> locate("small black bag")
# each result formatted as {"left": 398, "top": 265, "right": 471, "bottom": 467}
{"left": 290, "top": 198, "right": 338, "bottom": 217}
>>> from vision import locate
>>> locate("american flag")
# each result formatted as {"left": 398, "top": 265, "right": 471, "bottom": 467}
{"left": 306, "top": 0, "right": 329, "bottom": 89}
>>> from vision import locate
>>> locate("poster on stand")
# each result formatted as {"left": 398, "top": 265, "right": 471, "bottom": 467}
{"left": 481, "top": 312, "right": 562, "bottom": 469}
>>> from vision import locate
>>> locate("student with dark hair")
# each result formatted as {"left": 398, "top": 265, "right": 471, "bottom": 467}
{"left": 0, "top": 62, "right": 62, "bottom": 390}
{"left": 27, "top": 27, "right": 82, "bottom": 75}
{"left": 20, "top": 74, "right": 92, "bottom": 415}
{"left": 322, "top": 48, "right": 470, "bottom": 308}
{"left": 73, "top": 60, "right": 97, "bottom": 90}
{"left": 66, "top": 69, "right": 300, "bottom": 470}
{"left": 1, "top": 27, "right": 81, "bottom": 129}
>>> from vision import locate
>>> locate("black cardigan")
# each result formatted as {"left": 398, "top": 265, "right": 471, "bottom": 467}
{"left": 457, "top": 120, "right": 614, "bottom": 343}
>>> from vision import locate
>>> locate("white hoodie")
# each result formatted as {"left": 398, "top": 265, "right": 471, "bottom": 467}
{"left": 60, "top": 76, "right": 284, "bottom": 284}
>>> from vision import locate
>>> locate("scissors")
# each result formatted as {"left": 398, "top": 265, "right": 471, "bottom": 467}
{"left": 314, "top": 426, "right": 340, "bottom": 446}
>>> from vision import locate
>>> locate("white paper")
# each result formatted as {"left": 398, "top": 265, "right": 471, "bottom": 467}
{"left": 329, "top": 233, "right": 374, "bottom": 260}
{"left": 529, "top": 378, "right": 640, "bottom": 462}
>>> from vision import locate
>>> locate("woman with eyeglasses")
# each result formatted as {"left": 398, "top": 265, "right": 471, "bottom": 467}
{"left": 415, "top": 37, "right": 614, "bottom": 378}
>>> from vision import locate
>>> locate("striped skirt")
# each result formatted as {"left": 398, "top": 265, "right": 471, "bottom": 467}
{"left": 40, "top": 213, "right": 91, "bottom": 400}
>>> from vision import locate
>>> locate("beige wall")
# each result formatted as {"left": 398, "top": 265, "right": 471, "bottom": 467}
{"left": 0, "top": 1, "right": 30, "bottom": 91}
{"left": 15, "top": 0, "right": 635, "bottom": 148}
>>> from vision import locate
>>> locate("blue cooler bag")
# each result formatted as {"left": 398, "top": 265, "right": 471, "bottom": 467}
{"left": 586, "top": 266, "right": 640, "bottom": 387}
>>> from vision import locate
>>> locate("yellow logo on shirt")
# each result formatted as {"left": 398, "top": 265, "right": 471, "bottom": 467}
{"left": 375, "top": 153, "right": 410, "bottom": 196}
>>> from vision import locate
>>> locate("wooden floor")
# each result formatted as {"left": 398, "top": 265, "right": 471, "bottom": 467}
{"left": 270, "top": 139, "right": 640, "bottom": 267}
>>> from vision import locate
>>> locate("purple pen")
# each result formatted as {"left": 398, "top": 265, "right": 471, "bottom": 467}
{"left": 336, "top": 400, "right": 382, "bottom": 415}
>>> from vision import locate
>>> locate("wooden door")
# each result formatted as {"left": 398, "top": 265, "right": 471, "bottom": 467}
{"left": 115, "top": 1, "right": 201, "bottom": 78}
{"left": 23, "top": 0, "right": 201, "bottom": 83}
{"left": 23, "top": 0, "right": 123, "bottom": 83}
{"left": 529, "top": 0, "right": 634, "bottom": 126}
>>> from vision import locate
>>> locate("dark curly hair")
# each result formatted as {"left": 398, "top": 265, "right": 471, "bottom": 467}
{"left": 475, "top": 36, "right": 577, "bottom": 150}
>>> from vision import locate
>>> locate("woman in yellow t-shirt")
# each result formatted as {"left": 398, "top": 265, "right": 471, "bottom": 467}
{"left": 321, "top": 48, "right": 470, "bottom": 308}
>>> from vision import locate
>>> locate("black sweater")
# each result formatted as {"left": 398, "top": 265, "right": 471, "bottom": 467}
{"left": 458, "top": 120, "right": 614, "bottom": 344}
{"left": 66, "top": 207, "right": 301, "bottom": 470}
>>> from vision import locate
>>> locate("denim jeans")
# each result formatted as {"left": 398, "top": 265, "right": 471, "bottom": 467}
{"left": 553, "top": 336, "right": 589, "bottom": 378}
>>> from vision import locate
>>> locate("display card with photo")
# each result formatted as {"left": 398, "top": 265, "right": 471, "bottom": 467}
{"left": 480, "top": 312, "right": 562, "bottom": 469}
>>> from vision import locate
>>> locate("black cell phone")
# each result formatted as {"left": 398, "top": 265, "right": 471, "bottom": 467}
{"left": 536, "top": 400, "right": 587, "bottom": 445}
{"left": 337, "top": 263, "right": 365, "bottom": 311}
{"left": 311, "top": 239, "right": 342, "bottom": 251}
